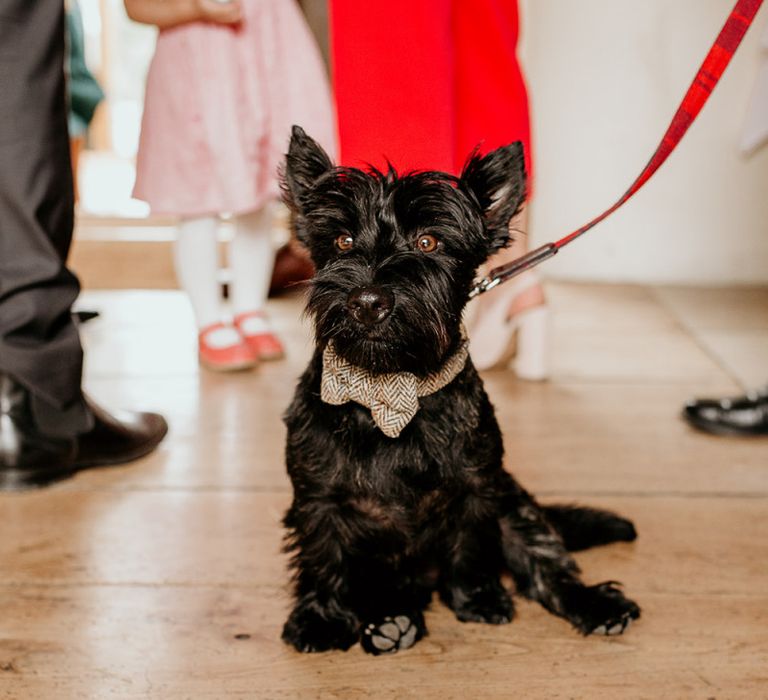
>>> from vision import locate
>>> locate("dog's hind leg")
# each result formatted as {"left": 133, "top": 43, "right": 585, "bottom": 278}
{"left": 500, "top": 491, "right": 640, "bottom": 636}
{"left": 541, "top": 504, "right": 637, "bottom": 552}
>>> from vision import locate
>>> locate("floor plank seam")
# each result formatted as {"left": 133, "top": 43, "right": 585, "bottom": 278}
{"left": 650, "top": 287, "right": 748, "bottom": 389}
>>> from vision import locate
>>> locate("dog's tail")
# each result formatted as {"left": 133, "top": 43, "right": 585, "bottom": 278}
{"left": 542, "top": 505, "right": 637, "bottom": 552}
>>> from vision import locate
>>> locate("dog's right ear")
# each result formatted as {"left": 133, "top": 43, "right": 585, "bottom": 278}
{"left": 282, "top": 125, "right": 334, "bottom": 216}
{"left": 459, "top": 142, "right": 527, "bottom": 254}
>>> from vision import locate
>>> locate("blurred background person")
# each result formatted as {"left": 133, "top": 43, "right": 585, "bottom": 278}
{"left": 124, "top": 0, "right": 336, "bottom": 372}
{"left": 330, "top": 0, "right": 548, "bottom": 380}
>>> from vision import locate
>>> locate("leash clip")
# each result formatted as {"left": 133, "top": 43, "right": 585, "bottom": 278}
{"left": 469, "top": 275, "right": 501, "bottom": 299}
{"left": 469, "top": 243, "right": 558, "bottom": 298}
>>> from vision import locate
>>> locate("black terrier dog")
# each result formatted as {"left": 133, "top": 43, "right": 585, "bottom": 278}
{"left": 280, "top": 126, "right": 640, "bottom": 655}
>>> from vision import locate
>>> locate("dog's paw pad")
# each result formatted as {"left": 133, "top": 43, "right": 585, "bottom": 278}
{"left": 395, "top": 617, "right": 418, "bottom": 648}
{"left": 365, "top": 623, "right": 397, "bottom": 652}
{"left": 361, "top": 615, "right": 423, "bottom": 655}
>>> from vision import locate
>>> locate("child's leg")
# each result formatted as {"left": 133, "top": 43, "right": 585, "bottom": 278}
{"left": 176, "top": 215, "right": 257, "bottom": 368}
{"left": 175, "top": 216, "right": 225, "bottom": 330}
{"left": 230, "top": 206, "right": 284, "bottom": 360}
{"left": 230, "top": 205, "right": 276, "bottom": 316}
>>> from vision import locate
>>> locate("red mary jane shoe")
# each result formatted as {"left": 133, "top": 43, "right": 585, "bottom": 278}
{"left": 234, "top": 311, "right": 285, "bottom": 361}
{"left": 198, "top": 323, "right": 258, "bottom": 372}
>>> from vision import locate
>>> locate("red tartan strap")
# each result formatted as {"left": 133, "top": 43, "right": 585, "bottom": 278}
{"left": 471, "top": 0, "right": 765, "bottom": 298}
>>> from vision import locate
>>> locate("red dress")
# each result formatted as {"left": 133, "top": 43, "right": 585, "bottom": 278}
{"left": 329, "top": 0, "right": 533, "bottom": 183}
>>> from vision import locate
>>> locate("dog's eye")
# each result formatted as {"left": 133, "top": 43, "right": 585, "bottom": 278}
{"left": 416, "top": 234, "right": 439, "bottom": 253}
{"left": 335, "top": 234, "right": 354, "bottom": 252}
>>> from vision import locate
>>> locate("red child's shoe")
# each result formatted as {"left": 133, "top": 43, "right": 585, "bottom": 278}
{"left": 198, "top": 323, "right": 258, "bottom": 372}
{"left": 234, "top": 311, "right": 286, "bottom": 361}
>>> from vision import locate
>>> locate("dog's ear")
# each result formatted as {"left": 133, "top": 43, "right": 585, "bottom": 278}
{"left": 282, "top": 125, "right": 334, "bottom": 214}
{"left": 459, "top": 142, "right": 527, "bottom": 253}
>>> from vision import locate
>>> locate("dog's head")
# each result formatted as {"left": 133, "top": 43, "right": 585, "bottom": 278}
{"left": 282, "top": 126, "right": 526, "bottom": 376}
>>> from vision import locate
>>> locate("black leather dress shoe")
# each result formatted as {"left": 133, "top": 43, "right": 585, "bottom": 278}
{"left": 683, "top": 385, "right": 768, "bottom": 437}
{"left": 0, "top": 373, "right": 168, "bottom": 490}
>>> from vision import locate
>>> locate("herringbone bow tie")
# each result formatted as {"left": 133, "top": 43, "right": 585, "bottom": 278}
{"left": 320, "top": 338, "right": 469, "bottom": 438}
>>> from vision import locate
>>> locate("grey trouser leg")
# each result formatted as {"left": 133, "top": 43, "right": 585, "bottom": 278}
{"left": 0, "top": 0, "right": 91, "bottom": 436}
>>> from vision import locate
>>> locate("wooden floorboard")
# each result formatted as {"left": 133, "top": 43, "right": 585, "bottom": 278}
{"left": 1, "top": 493, "right": 766, "bottom": 592}
{"left": 0, "top": 586, "right": 765, "bottom": 699}
{"left": 1, "top": 283, "right": 766, "bottom": 698}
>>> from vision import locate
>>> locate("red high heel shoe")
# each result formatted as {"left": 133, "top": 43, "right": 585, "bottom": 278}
{"left": 234, "top": 310, "right": 285, "bottom": 361}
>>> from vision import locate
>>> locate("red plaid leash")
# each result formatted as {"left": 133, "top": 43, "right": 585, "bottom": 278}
{"left": 471, "top": 0, "right": 765, "bottom": 298}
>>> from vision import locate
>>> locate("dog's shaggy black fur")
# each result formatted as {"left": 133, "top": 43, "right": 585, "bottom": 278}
{"left": 280, "top": 126, "right": 640, "bottom": 655}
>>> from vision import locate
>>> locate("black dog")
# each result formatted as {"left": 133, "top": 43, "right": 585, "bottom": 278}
{"left": 280, "top": 126, "right": 640, "bottom": 655}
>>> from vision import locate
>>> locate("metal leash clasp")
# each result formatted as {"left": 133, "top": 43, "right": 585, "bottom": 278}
{"left": 469, "top": 243, "right": 558, "bottom": 299}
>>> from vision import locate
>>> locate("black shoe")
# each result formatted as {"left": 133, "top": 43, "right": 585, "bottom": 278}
{"left": 0, "top": 373, "right": 168, "bottom": 490}
{"left": 683, "top": 385, "right": 768, "bottom": 437}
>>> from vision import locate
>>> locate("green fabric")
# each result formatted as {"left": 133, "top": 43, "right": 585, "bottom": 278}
{"left": 66, "top": 2, "right": 104, "bottom": 137}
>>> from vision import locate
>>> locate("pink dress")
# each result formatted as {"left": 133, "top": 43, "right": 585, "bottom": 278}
{"left": 133, "top": 0, "right": 337, "bottom": 217}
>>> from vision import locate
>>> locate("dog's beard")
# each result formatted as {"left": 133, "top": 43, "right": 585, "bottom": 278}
{"left": 307, "top": 283, "right": 460, "bottom": 376}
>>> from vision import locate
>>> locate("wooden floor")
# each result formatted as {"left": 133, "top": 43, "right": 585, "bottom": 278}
{"left": 1, "top": 283, "right": 767, "bottom": 699}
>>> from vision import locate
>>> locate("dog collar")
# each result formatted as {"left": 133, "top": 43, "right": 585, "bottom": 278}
{"left": 320, "top": 333, "right": 469, "bottom": 438}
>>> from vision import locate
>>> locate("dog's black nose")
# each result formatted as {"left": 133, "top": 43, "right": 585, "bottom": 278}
{"left": 346, "top": 286, "right": 394, "bottom": 326}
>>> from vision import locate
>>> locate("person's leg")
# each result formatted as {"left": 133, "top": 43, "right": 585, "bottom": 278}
{"left": 0, "top": 1, "right": 167, "bottom": 490}
{"left": 230, "top": 207, "right": 275, "bottom": 316}
{"left": 465, "top": 206, "right": 549, "bottom": 380}
{"left": 175, "top": 216, "right": 225, "bottom": 330}
{"left": 453, "top": 0, "right": 548, "bottom": 379}
{"left": 230, "top": 206, "right": 285, "bottom": 360}
{"left": 0, "top": 0, "right": 91, "bottom": 436}
{"left": 175, "top": 216, "right": 257, "bottom": 371}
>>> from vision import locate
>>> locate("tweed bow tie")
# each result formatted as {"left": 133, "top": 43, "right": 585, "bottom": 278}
{"left": 320, "top": 338, "right": 469, "bottom": 438}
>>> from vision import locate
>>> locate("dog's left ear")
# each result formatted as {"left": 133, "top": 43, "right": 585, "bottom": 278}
{"left": 459, "top": 142, "right": 527, "bottom": 253}
{"left": 282, "top": 125, "right": 334, "bottom": 215}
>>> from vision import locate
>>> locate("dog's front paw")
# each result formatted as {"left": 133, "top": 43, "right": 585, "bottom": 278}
{"left": 567, "top": 582, "right": 641, "bottom": 636}
{"left": 360, "top": 613, "right": 426, "bottom": 655}
{"left": 442, "top": 581, "right": 515, "bottom": 625}
{"left": 282, "top": 604, "right": 359, "bottom": 653}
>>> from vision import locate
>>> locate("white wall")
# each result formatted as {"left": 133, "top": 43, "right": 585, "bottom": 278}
{"left": 521, "top": 1, "right": 768, "bottom": 285}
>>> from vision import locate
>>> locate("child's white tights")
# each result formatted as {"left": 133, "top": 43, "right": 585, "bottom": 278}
{"left": 175, "top": 206, "right": 275, "bottom": 346}
{"left": 229, "top": 207, "right": 276, "bottom": 333}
